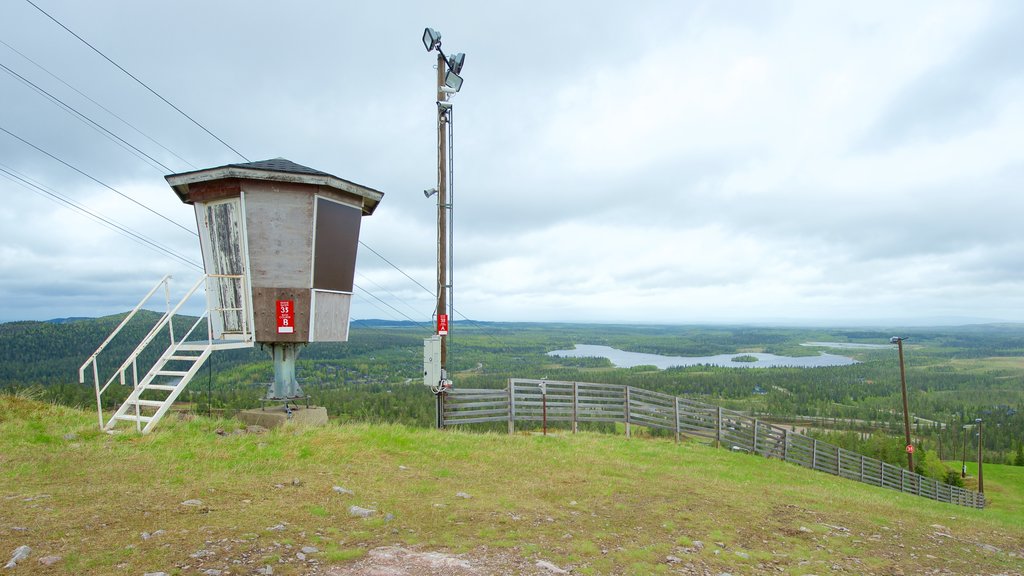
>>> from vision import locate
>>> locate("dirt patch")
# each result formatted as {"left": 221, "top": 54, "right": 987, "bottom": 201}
{"left": 323, "top": 545, "right": 566, "bottom": 576}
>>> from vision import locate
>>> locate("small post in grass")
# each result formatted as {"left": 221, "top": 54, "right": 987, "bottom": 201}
{"left": 540, "top": 380, "right": 547, "bottom": 436}
{"left": 625, "top": 386, "right": 631, "bottom": 439}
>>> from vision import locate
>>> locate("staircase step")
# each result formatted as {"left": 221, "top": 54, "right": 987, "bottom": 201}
{"left": 113, "top": 414, "right": 154, "bottom": 423}
{"left": 156, "top": 370, "right": 190, "bottom": 377}
{"left": 129, "top": 400, "right": 166, "bottom": 408}
{"left": 144, "top": 384, "right": 178, "bottom": 391}
{"left": 176, "top": 340, "right": 253, "bottom": 352}
{"left": 177, "top": 343, "right": 213, "bottom": 351}
{"left": 167, "top": 355, "right": 203, "bottom": 361}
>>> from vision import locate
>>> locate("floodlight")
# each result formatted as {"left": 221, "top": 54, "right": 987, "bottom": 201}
{"left": 424, "top": 188, "right": 438, "bottom": 198}
{"left": 444, "top": 70, "right": 464, "bottom": 92}
{"left": 447, "top": 52, "right": 465, "bottom": 74}
{"left": 422, "top": 28, "right": 442, "bottom": 52}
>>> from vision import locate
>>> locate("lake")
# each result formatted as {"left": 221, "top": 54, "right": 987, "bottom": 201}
{"left": 547, "top": 344, "right": 859, "bottom": 369}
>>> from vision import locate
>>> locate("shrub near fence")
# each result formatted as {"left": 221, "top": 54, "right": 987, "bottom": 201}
{"left": 441, "top": 378, "right": 985, "bottom": 509}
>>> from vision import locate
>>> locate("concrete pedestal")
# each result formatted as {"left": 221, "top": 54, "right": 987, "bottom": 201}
{"left": 236, "top": 405, "right": 328, "bottom": 429}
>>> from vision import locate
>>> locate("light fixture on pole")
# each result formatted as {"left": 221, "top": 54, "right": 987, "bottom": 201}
{"left": 891, "top": 336, "right": 914, "bottom": 472}
{"left": 422, "top": 27, "right": 442, "bottom": 52}
{"left": 422, "top": 26, "right": 466, "bottom": 428}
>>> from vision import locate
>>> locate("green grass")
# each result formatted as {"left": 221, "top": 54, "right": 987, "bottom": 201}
{"left": 1, "top": 393, "right": 1022, "bottom": 575}
{"left": 960, "top": 459, "right": 1024, "bottom": 523}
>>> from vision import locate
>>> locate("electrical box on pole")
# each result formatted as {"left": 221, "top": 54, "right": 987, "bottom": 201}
{"left": 423, "top": 335, "right": 441, "bottom": 388}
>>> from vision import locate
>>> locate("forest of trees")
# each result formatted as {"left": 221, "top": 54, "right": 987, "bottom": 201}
{"left": 2, "top": 315, "right": 1022, "bottom": 467}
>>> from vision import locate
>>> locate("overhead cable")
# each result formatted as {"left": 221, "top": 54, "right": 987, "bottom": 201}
{"left": 0, "top": 124, "right": 197, "bottom": 236}
{"left": 0, "top": 165, "right": 202, "bottom": 269}
{"left": 24, "top": 0, "right": 250, "bottom": 162}
{"left": 0, "top": 60, "right": 173, "bottom": 173}
{"left": 0, "top": 38, "right": 197, "bottom": 170}
{"left": 353, "top": 282, "right": 433, "bottom": 332}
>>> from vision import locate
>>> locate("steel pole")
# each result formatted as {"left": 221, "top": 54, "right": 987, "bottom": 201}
{"left": 436, "top": 52, "right": 448, "bottom": 373}
{"left": 897, "top": 338, "right": 914, "bottom": 471}
{"left": 434, "top": 52, "right": 449, "bottom": 429}
{"left": 961, "top": 425, "right": 968, "bottom": 478}
{"left": 977, "top": 419, "right": 984, "bottom": 494}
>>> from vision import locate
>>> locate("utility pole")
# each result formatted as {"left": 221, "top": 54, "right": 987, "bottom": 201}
{"left": 961, "top": 423, "right": 968, "bottom": 478}
{"left": 421, "top": 27, "right": 464, "bottom": 428}
{"left": 436, "top": 51, "right": 449, "bottom": 376}
{"left": 892, "top": 337, "right": 914, "bottom": 471}
{"left": 976, "top": 418, "right": 984, "bottom": 494}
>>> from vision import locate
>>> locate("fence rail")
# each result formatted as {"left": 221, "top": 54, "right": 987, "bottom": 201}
{"left": 441, "top": 378, "right": 984, "bottom": 509}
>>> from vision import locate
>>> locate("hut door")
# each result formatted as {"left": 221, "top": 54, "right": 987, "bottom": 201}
{"left": 199, "top": 198, "right": 247, "bottom": 338}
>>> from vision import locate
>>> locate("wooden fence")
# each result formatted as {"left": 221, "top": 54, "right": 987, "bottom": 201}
{"left": 441, "top": 378, "right": 985, "bottom": 509}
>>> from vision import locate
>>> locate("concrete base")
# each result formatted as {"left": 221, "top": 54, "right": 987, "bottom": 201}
{"left": 236, "top": 405, "right": 328, "bottom": 429}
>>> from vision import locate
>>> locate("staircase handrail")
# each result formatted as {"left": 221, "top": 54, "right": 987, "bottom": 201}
{"left": 107, "top": 275, "right": 208, "bottom": 390}
{"left": 81, "top": 274, "right": 251, "bottom": 431}
{"left": 78, "top": 275, "right": 172, "bottom": 428}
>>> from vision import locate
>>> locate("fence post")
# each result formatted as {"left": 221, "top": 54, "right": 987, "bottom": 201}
{"left": 624, "top": 386, "right": 631, "bottom": 438}
{"left": 572, "top": 381, "right": 578, "bottom": 434}
{"left": 782, "top": 428, "right": 788, "bottom": 461}
{"left": 811, "top": 439, "right": 818, "bottom": 470}
{"left": 508, "top": 380, "right": 515, "bottom": 435}
{"left": 752, "top": 419, "right": 759, "bottom": 455}
{"left": 542, "top": 389, "right": 547, "bottom": 436}
{"left": 836, "top": 446, "right": 841, "bottom": 476}
{"left": 674, "top": 397, "right": 680, "bottom": 444}
{"left": 439, "top": 392, "right": 446, "bottom": 429}
{"left": 859, "top": 455, "right": 865, "bottom": 483}
{"left": 900, "top": 468, "right": 905, "bottom": 492}
{"left": 715, "top": 406, "right": 722, "bottom": 448}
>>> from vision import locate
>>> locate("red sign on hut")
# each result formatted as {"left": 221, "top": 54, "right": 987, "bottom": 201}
{"left": 277, "top": 300, "right": 294, "bottom": 334}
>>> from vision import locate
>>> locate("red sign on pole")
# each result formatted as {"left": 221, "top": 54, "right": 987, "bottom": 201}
{"left": 906, "top": 444, "right": 915, "bottom": 454}
{"left": 437, "top": 314, "right": 449, "bottom": 335}
{"left": 277, "top": 300, "right": 294, "bottom": 334}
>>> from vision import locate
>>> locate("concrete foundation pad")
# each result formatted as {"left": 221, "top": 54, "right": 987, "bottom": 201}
{"left": 237, "top": 405, "right": 328, "bottom": 429}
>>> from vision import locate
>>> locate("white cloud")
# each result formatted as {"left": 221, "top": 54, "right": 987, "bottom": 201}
{"left": 1, "top": 0, "right": 1022, "bottom": 326}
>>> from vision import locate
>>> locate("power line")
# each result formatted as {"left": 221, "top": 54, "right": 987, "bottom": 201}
{"left": 0, "top": 164, "right": 202, "bottom": 269}
{"left": 357, "top": 238, "right": 507, "bottom": 348}
{"left": 24, "top": 0, "right": 250, "bottom": 163}
{"left": 0, "top": 124, "right": 197, "bottom": 236}
{"left": 356, "top": 270, "right": 430, "bottom": 322}
{"left": 0, "top": 60, "right": 173, "bottom": 173}
{"left": 353, "top": 282, "right": 433, "bottom": 332}
{"left": 13, "top": 4, "right": 478, "bottom": 338}
{"left": 358, "top": 240, "right": 434, "bottom": 296}
{"left": 0, "top": 38, "right": 197, "bottom": 170}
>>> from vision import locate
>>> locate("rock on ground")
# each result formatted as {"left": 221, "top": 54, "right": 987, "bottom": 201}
{"left": 348, "top": 505, "right": 376, "bottom": 518}
{"left": 535, "top": 559, "right": 568, "bottom": 573}
{"left": 5, "top": 545, "right": 30, "bottom": 568}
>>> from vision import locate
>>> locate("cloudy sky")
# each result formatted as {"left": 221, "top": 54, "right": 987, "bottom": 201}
{"left": 1, "top": 1, "right": 1022, "bottom": 326}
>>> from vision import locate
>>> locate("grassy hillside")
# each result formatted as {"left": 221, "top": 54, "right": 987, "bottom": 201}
{"left": 5, "top": 318, "right": 1024, "bottom": 463}
{"left": 1, "top": 394, "right": 1021, "bottom": 575}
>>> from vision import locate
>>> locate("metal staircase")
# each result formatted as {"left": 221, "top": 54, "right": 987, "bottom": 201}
{"left": 80, "top": 274, "right": 254, "bottom": 434}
